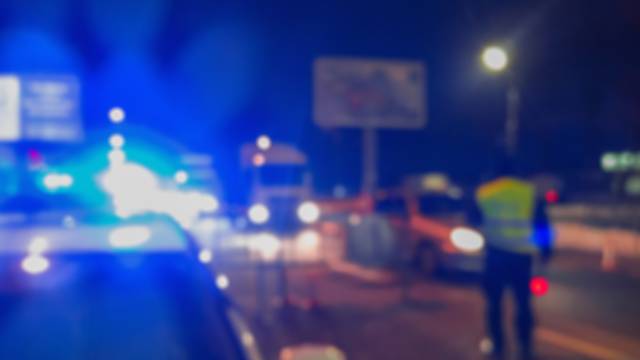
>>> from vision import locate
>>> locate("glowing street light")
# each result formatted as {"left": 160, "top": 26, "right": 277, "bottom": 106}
{"left": 480, "top": 45, "right": 519, "bottom": 156}
{"left": 481, "top": 46, "right": 509, "bottom": 72}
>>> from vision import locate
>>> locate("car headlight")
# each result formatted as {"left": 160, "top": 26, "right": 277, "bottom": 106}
{"left": 248, "top": 203, "right": 270, "bottom": 224}
{"left": 450, "top": 227, "right": 484, "bottom": 252}
{"left": 297, "top": 201, "right": 320, "bottom": 224}
{"left": 22, "top": 254, "right": 50, "bottom": 275}
{"left": 198, "top": 249, "right": 213, "bottom": 264}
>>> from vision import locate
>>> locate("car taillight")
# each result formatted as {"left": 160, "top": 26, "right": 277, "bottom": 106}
{"left": 530, "top": 276, "right": 549, "bottom": 297}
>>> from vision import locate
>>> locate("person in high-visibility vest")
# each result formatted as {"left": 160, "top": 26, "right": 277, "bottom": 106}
{"left": 471, "top": 163, "right": 553, "bottom": 360}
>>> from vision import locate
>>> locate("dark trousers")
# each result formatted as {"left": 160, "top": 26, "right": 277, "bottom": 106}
{"left": 484, "top": 246, "right": 534, "bottom": 357}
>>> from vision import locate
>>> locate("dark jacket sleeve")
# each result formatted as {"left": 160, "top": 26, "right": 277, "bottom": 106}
{"left": 467, "top": 197, "right": 484, "bottom": 228}
{"left": 533, "top": 199, "right": 554, "bottom": 260}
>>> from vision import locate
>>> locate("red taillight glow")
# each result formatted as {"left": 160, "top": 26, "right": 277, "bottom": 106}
{"left": 530, "top": 276, "right": 549, "bottom": 297}
{"left": 545, "top": 190, "right": 559, "bottom": 204}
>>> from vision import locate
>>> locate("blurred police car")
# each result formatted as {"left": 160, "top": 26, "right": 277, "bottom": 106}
{"left": 0, "top": 214, "right": 263, "bottom": 360}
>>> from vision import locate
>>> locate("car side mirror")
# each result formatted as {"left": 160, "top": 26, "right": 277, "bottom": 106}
{"left": 279, "top": 344, "right": 346, "bottom": 360}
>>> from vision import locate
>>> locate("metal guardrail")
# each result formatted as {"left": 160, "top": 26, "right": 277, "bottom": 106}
{"left": 549, "top": 204, "right": 640, "bottom": 231}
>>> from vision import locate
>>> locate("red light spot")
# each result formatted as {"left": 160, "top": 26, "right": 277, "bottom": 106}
{"left": 27, "top": 149, "right": 44, "bottom": 167}
{"left": 545, "top": 190, "right": 559, "bottom": 204}
{"left": 530, "top": 276, "right": 549, "bottom": 297}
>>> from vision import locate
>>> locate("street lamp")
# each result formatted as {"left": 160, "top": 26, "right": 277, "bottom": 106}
{"left": 481, "top": 46, "right": 509, "bottom": 72}
{"left": 480, "top": 45, "right": 519, "bottom": 156}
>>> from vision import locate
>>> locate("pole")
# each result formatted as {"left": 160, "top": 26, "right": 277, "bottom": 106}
{"left": 505, "top": 81, "right": 520, "bottom": 157}
{"left": 362, "top": 127, "right": 378, "bottom": 194}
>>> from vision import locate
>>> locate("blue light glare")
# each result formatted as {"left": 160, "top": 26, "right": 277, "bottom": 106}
{"left": 100, "top": 162, "right": 159, "bottom": 218}
{"left": 25, "top": 127, "right": 221, "bottom": 223}
{"left": 87, "top": 0, "right": 170, "bottom": 51}
{"left": 0, "top": 30, "right": 80, "bottom": 73}
{"left": 100, "top": 160, "right": 219, "bottom": 227}
{"left": 108, "top": 149, "right": 126, "bottom": 165}
{"left": 174, "top": 170, "right": 188, "bottom": 184}
{"left": 177, "top": 22, "right": 261, "bottom": 133}
{"left": 109, "top": 225, "right": 151, "bottom": 249}
{"left": 43, "top": 173, "right": 73, "bottom": 191}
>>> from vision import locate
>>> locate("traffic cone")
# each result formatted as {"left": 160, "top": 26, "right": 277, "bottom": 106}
{"left": 601, "top": 236, "right": 617, "bottom": 271}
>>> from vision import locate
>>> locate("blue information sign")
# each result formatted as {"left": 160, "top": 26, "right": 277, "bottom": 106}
{"left": 0, "top": 74, "right": 82, "bottom": 142}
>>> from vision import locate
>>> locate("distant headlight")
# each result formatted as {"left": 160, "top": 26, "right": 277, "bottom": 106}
{"left": 22, "top": 255, "right": 50, "bottom": 275}
{"left": 296, "top": 230, "right": 320, "bottom": 251}
{"left": 450, "top": 227, "right": 484, "bottom": 253}
{"left": 297, "top": 201, "right": 321, "bottom": 224}
{"left": 28, "top": 236, "right": 49, "bottom": 254}
{"left": 198, "top": 249, "right": 213, "bottom": 264}
{"left": 248, "top": 203, "right": 270, "bottom": 224}
{"left": 248, "top": 233, "right": 281, "bottom": 260}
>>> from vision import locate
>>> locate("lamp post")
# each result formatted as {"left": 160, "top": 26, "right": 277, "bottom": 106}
{"left": 481, "top": 46, "right": 520, "bottom": 157}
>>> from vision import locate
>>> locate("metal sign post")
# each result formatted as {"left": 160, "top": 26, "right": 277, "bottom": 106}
{"left": 363, "top": 126, "right": 378, "bottom": 193}
{"left": 313, "top": 57, "right": 427, "bottom": 194}
{"left": 505, "top": 81, "right": 520, "bottom": 157}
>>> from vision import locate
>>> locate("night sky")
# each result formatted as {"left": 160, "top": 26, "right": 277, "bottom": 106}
{"left": 1, "top": 0, "right": 638, "bottom": 197}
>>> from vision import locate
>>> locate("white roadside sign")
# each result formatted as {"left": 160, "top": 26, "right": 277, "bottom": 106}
{"left": 314, "top": 57, "right": 426, "bottom": 129}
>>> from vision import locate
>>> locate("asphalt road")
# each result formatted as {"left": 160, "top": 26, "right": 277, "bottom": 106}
{"left": 220, "top": 251, "right": 640, "bottom": 360}
{"left": 2, "top": 217, "right": 639, "bottom": 360}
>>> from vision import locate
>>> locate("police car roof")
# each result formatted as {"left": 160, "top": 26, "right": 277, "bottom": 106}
{"left": 0, "top": 215, "right": 189, "bottom": 255}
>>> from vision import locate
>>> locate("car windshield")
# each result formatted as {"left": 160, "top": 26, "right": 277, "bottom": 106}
{"left": 418, "top": 194, "right": 465, "bottom": 215}
{"left": 375, "top": 196, "right": 407, "bottom": 216}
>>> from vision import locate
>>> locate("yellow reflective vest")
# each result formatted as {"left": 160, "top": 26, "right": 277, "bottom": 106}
{"left": 476, "top": 177, "right": 537, "bottom": 254}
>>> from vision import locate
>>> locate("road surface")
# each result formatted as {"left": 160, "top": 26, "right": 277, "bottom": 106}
{"left": 219, "top": 251, "right": 640, "bottom": 360}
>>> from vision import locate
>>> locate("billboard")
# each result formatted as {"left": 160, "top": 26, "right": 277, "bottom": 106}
{"left": 314, "top": 58, "right": 426, "bottom": 129}
{"left": 0, "top": 74, "right": 82, "bottom": 142}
